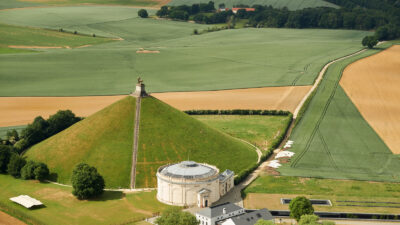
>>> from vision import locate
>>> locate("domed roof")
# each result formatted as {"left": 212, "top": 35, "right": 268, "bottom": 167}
{"left": 159, "top": 161, "right": 218, "bottom": 179}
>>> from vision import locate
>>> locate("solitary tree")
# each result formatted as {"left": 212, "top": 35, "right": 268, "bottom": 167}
{"left": 289, "top": 196, "right": 314, "bottom": 221}
{"left": 155, "top": 208, "right": 199, "bottom": 225}
{"left": 138, "top": 9, "right": 148, "bottom": 18}
{"left": 362, "top": 36, "right": 378, "bottom": 49}
{"left": 7, "top": 154, "right": 26, "bottom": 178}
{"left": 71, "top": 163, "right": 105, "bottom": 199}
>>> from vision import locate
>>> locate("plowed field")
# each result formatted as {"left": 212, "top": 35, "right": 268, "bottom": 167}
{"left": 152, "top": 86, "right": 312, "bottom": 112}
{"left": 340, "top": 45, "right": 400, "bottom": 154}
{"left": 0, "top": 95, "right": 125, "bottom": 126}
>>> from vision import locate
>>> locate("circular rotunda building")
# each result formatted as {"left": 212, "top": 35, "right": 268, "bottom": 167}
{"left": 157, "top": 161, "right": 234, "bottom": 207}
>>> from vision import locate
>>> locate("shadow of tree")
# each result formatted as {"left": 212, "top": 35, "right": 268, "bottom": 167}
{"left": 89, "top": 191, "right": 125, "bottom": 201}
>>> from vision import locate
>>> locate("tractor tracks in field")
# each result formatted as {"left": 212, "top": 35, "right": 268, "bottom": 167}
{"left": 290, "top": 48, "right": 372, "bottom": 168}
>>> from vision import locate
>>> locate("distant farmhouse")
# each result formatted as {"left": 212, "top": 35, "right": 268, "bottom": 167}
{"left": 196, "top": 202, "right": 273, "bottom": 225}
{"left": 157, "top": 161, "right": 234, "bottom": 207}
{"left": 217, "top": 7, "right": 255, "bottom": 13}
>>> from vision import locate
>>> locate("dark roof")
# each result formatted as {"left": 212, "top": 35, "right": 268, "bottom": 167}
{"left": 196, "top": 202, "right": 242, "bottom": 218}
{"left": 228, "top": 209, "right": 273, "bottom": 225}
{"left": 219, "top": 169, "right": 234, "bottom": 181}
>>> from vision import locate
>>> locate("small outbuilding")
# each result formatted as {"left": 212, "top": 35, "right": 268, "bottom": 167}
{"left": 10, "top": 195, "right": 43, "bottom": 208}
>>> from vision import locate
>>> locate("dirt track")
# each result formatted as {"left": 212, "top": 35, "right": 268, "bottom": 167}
{"left": 0, "top": 211, "right": 26, "bottom": 225}
{"left": 152, "top": 86, "right": 311, "bottom": 112}
{"left": 340, "top": 45, "right": 400, "bottom": 154}
{"left": 0, "top": 96, "right": 125, "bottom": 127}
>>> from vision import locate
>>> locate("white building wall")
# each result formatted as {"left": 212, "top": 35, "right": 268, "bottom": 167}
{"left": 157, "top": 176, "right": 220, "bottom": 206}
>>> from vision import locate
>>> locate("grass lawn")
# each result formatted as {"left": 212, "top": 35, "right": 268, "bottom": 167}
{"left": 193, "top": 115, "right": 291, "bottom": 151}
{"left": 0, "top": 23, "right": 113, "bottom": 50}
{"left": 136, "top": 97, "right": 258, "bottom": 187}
{"left": 168, "top": 0, "right": 338, "bottom": 10}
{"left": 0, "top": 174, "right": 173, "bottom": 225}
{"left": 0, "top": 6, "right": 370, "bottom": 96}
{"left": 244, "top": 175, "right": 400, "bottom": 214}
{"left": 279, "top": 41, "right": 400, "bottom": 182}
{"left": 25, "top": 96, "right": 136, "bottom": 188}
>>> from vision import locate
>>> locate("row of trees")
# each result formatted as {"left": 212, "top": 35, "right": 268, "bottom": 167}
{"left": 158, "top": 0, "right": 400, "bottom": 41}
{"left": 0, "top": 110, "right": 81, "bottom": 153}
{"left": 156, "top": 2, "right": 234, "bottom": 24}
{"left": 0, "top": 145, "right": 49, "bottom": 181}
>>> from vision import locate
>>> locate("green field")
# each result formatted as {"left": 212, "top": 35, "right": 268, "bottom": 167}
{"left": 25, "top": 96, "right": 257, "bottom": 188}
{"left": 193, "top": 115, "right": 291, "bottom": 151}
{"left": 0, "top": 0, "right": 42, "bottom": 10}
{"left": 0, "top": 125, "right": 26, "bottom": 139}
{"left": 168, "top": 0, "right": 338, "bottom": 10}
{"left": 243, "top": 175, "right": 400, "bottom": 214}
{"left": 136, "top": 97, "right": 258, "bottom": 187}
{"left": 0, "top": 174, "right": 173, "bottom": 225}
{"left": 0, "top": 23, "right": 112, "bottom": 50}
{"left": 278, "top": 42, "right": 400, "bottom": 182}
{"left": 25, "top": 97, "right": 136, "bottom": 188}
{"left": 0, "top": 6, "right": 370, "bottom": 96}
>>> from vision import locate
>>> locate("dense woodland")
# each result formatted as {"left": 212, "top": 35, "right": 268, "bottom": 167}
{"left": 157, "top": 0, "right": 400, "bottom": 40}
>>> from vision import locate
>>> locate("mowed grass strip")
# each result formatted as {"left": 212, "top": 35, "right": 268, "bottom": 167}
{"left": 243, "top": 175, "right": 400, "bottom": 214}
{"left": 0, "top": 175, "right": 174, "bottom": 225}
{"left": 0, "top": 23, "right": 113, "bottom": 50}
{"left": 25, "top": 96, "right": 136, "bottom": 188}
{"left": 168, "top": 0, "right": 338, "bottom": 10}
{"left": 279, "top": 42, "right": 400, "bottom": 182}
{"left": 135, "top": 97, "right": 258, "bottom": 188}
{"left": 193, "top": 115, "right": 291, "bottom": 151}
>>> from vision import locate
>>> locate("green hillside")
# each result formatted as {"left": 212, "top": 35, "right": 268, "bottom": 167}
{"left": 25, "top": 96, "right": 136, "bottom": 188}
{"left": 136, "top": 97, "right": 258, "bottom": 187}
{"left": 25, "top": 96, "right": 257, "bottom": 188}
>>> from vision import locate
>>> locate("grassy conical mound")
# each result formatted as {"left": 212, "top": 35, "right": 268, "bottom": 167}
{"left": 26, "top": 96, "right": 257, "bottom": 188}
{"left": 135, "top": 97, "right": 257, "bottom": 188}
{"left": 25, "top": 96, "right": 136, "bottom": 188}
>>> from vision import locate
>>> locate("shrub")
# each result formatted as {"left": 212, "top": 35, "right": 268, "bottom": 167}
{"left": 299, "top": 214, "right": 319, "bottom": 225}
{"left": 21, "top": 160, "right": 37, "bottom": 180}
{"left": 71, "top": 163, "right": 105, "bottom": 199}
{"left": 193, "top": 29, "right": 199, "bottom": 35}
{"left": 34, "top": 162, "right": 50, "bottom": 181}
{"left": 0, "top": 145, "right": 12, "bottom": 173}
{"left": 7, "top": 154, "right": 26, "bottom": 178}
{"left": 289, "top": 196, "right": 314, "bottom": 221}
{"left": 362, "top": 35, "right": 378, "bottom": 49}
{"left": 138, "top": 9, "right": 148, "bottom": 18}
{"left": 155, "top": 208, "right": 199, "bottom": 225}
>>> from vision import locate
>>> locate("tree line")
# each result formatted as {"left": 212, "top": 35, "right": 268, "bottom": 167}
{"left": 1, "top": 110, "right": 81, "bottom": 153}
{"left": 156, "top": 0, "right": 400, "bottom": 41}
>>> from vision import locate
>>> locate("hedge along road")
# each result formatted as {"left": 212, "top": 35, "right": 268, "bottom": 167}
{"left": 278, "top": 41, "right": 400, "bottom": 183}
{"left": 0, "top": 6, "right": 371, "bottom": 96}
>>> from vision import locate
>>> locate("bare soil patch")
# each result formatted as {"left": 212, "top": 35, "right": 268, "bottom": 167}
{"left": 340, "top": 45, "right": 400, "bottom": 154}
{"left": 136, "top": 48, "right": 160, "bottom": 54}
{"left": 0, "top": 95, "right": 125, "bottom": 127}
{"left": 152, "top": 86, "right": 311, "bottom": 112}
{"left": 0, "top": 211, "right": 26, "bottom": 225}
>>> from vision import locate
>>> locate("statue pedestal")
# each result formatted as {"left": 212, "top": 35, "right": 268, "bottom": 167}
{"left": 131, "top": 83, "right": 148, "bottom": 97}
